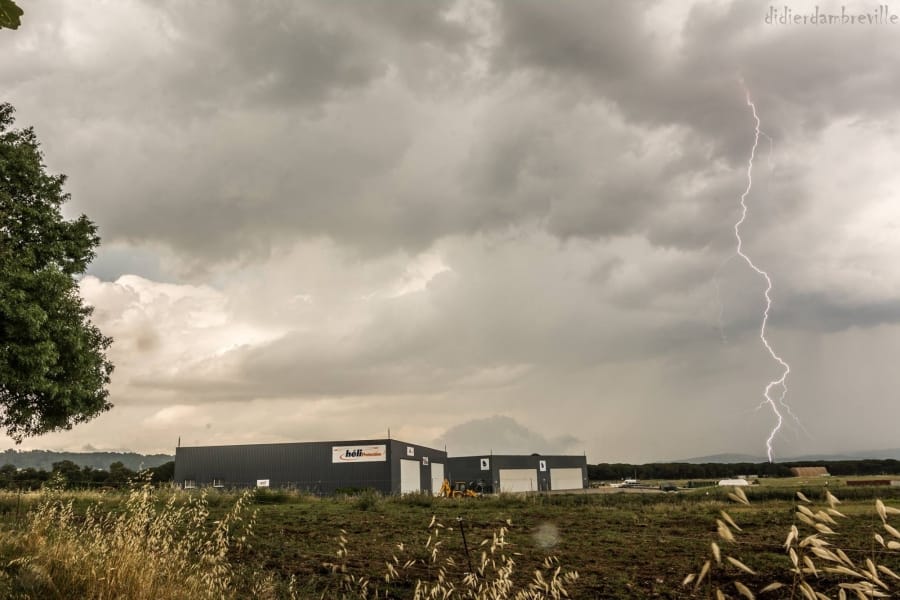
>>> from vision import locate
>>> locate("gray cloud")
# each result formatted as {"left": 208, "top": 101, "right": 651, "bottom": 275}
{"left": 6, "top": 0, "right": 899, "bottom": 266}
{"left": 3, "top": 1, "right": 900, "bottom": 462}
{"left": 438, "top": 415, "right": 583, "bottom": 456}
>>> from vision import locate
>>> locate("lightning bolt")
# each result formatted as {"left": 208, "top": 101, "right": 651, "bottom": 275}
{"left": 734, "top": 84, "right": 791, "bottom": 463}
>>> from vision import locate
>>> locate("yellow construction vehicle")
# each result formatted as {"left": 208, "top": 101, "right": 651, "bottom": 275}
{"left": 439, "top": 479, "right": 479, "bottom": 498}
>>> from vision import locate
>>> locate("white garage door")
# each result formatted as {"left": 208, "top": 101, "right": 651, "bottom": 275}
{"left": 400, "top": 459, "right": 420, "bottom": 494}
{"left": 431, "top": 463, "right": 444, "bottom": 495}
{"left": 550, "top": 468, "right": 583, "bottom": 491}
{"left": 498, "top": 469, "right": 537, "bottom": 493}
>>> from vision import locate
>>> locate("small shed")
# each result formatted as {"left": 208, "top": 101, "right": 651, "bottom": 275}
{"left": 790, "top": 467, "right": 830, "bottom": 477}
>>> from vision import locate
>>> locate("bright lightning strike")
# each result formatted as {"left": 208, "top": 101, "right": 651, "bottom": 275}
{"left": 734, "top": 84, "right": 792, "bottom": 463}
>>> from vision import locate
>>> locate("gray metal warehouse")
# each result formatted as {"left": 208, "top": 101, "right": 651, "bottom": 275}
{"left": 447, "top": 454, "right": 587, "bottom": 493}
{"left": 174, "top": 439, "right": 448, "bottom": 495}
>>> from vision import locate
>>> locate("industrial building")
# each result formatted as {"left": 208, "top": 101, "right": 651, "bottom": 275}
{"left": 174, "top": 439, "right": 588, "bottom": 495}
{"left": 174, "top": 439, "right": 447, "bottom": 495}
{"left": 447, "top": 454, "right": 587, "bottom": 493}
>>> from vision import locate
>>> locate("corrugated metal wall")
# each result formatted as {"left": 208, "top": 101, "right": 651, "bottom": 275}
{"left": 174, "top": 441, "right": 585, "bottom": 494}
{"left": 445, "top": 456, "right": 493, "bottom": 492}
{"left": 388, "top": 440, "right": 449, "bottom": 495}
{"left": 175, "top": 439, "right": 394, "bottom": 494}
{"left": 542, "top": 455, "right": 588, "bottom": 491}
{"left": 447, "top": 455, "right": 588, "bottom": 493}
{"left": 174, "top": 439, "right": 449, "bottom": 495}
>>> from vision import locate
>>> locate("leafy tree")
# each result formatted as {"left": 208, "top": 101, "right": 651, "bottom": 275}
{"left": 0, "top": 0, "right": 23, "bottom": 30}
{"left": 15, "top": 466, "right": 47, "bottom": 487}
{"left": 107, "top": 460, "right": 136, "bottom": 484}
{"left": 148, "top": 460, "right": 175, "bottom": 483}
{"left": 0, "top": 462, "right": 15, "bottom": 487}
{"left": 84, "top": 465, "right": 110, "bottom": 485}
{"left": 0, "top": 103, "right": 113, "bottom": 440}
{"left": 51, "top": 459, "right": 84, "bottom": 485}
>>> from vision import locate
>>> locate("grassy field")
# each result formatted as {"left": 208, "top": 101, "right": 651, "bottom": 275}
{"left": 0, "top": 480, "right": 899, "bottom": 598}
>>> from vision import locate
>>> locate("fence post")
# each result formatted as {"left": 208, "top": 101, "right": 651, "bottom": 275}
{"left": 457, "top": 516, "right": 474, "bottom": 574}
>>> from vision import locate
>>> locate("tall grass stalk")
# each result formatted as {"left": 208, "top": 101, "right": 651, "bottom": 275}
{"left": 323, "top": 516, "right": 579, "bottom": 599}
{"left": 0, "top": 480, "right": 255, "bottom": 599}
{"left": 684, "top": 487, "right": 900, "bottom": 598}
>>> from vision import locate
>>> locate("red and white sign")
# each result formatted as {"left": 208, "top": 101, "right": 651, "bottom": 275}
{"left": 332, "top": 444, "right": 387, "bottom": 463}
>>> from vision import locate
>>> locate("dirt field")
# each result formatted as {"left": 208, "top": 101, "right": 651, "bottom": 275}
{"left": 238, "top": 484, "right": 900, "bottom": 597}
{"left": 2, "top": 482, "right": 899, "bottom": 598}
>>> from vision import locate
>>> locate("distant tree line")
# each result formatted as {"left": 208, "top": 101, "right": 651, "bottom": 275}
{"left": 0, "top": 460, "right": 174, "bottom": 490}
{"left": 0, "top": 449, "right": 173, "bottom": 472}
{"left": 588, "top": 459, "right": 900, "bottom": 481}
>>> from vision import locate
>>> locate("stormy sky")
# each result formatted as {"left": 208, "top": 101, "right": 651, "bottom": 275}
{"left": 3, "top": 0, "right": 899, "bottom": 462}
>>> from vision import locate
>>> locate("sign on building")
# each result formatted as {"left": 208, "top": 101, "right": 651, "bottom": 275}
{"left": 256, "top": 479, "right": 270, "bottom": 488}
{"left": 332, "top": 444, "right": 387, "bottom": 463}
{"left": 480, "top": 458, "right": 490, "bottom": 470}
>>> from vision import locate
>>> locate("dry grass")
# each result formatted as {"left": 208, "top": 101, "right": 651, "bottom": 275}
{"left": 2, "top": 480, "right": 898, "bottom": 598}
{"left": 322, "top": 515, "right": 579, "bottom": 599}
{"left": 0, "top": 479, "right": 256, "bottom": 599}
{"left": 1, "top": 485, "right": 581, "bottom": 599}
{"left": 684, "top": 486, "right": 900, "bottom": 599}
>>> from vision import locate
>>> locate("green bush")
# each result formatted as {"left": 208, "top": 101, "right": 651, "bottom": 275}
{"left": 353, "top": 489, "right": 381, "bottom": 511}
{"left": 253, "top": 488, "right": 290, "bottom": 504}
{"left": 394, "top": 491, "right": 434, "bottom": 507}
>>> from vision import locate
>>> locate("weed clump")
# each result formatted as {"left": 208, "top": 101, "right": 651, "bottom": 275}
{"left": 253, "top": 487, "right": 290, "bottom": 504}
{"left": 352, "top": 488, "right": 382, "bottom": 511}
{"left": 398, "top": 491, "right": 434, "bottom": 508}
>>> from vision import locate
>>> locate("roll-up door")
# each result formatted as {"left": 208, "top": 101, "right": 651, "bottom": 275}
{"left": 430, "top": 463, "right": 444, "bottom": 495}
{"left": 550, "top": 468, "right": 583, "bottom": 490}
{"left": 400, "top": 459, "right": 420, "bottom": 494}
{"left": 498, "top": 468, "right": 537, "bottom": 493}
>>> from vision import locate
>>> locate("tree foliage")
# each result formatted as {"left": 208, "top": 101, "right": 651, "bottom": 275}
{"left": 0, "top": 460, "right": 175, "bottom": 490}
{"left": 588, "top": 459, "right": 900, "bottom": 481}
{"left": 0, "top": 0, "right": 23, "bottom": 30}
{"left": 0, "top": 448, "right": 172, "bottom": 471}
{"left": 0, "top": 103, "right": 113, "bottom": 441}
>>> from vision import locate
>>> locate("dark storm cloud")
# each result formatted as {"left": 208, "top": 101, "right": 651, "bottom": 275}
{"left": 491, "top": 0, "right": 746, "bottom": 155}
{"left": 492, "top": 0, "right": 900, "bottom": 158}
{"left": 5, "top": 0, "right": 899, "bottom": 267}
{"left": 492, "top": 0, "right": 657, "bottom": 86}
{"left": 165, "top": 4, "right": 388, "bottom": 110}
{"left": 151, "top": 0, "right": 469, "bottom": 112}
{"left": 774, "top": 293, "right": 900, "bottom": 332}
{"left": 0, "top": 0, "right": 719, "bottom": 265}
{"left": 323, "top": 0, "right": 471, "bottom": 46}
{"left": 1, "top": 0, "right": 477, "bottom": 265}
{"left": 0, "top": 0, "right": 837, "bottom": 270}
